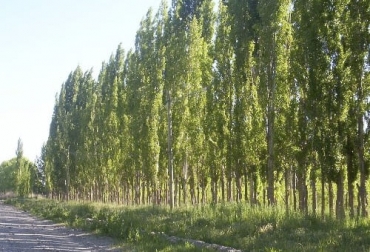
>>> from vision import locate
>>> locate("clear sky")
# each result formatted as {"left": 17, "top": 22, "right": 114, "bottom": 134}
{"left": 0, "top": 0, "right": 166, "bottom": 163}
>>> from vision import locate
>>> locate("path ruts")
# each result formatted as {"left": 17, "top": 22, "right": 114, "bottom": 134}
{"left": 0, "top": 201, "right": 120, "bottom": 251}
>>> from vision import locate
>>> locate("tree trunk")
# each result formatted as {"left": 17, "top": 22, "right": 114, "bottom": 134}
{"left": 297, "top": 171, "right": 306, "bottom": 213}
{"left": 221, "top": 168, "right": 225, "bottom": 202}
{"left": 267, "top": 111, "right": 275, "bottom": 205}
{"left": 293, "top": 169, "right": 297, "bottom": 211}
{"left": 321, "top": 172, "right": 325, "bottom": 218}
{"left": 211, "top": 179, "right": 218, "bottom": 204}
{"left": 336, "top": 172, "right": 345, "bottom": 219}
{"left": 236, "top": 174, "right": 242, "bottom": 202}
{"left": 142, "top": 181, "right": 146, "bottom": 205}
{"left": 285, "top": 168, "right": 291, "bottom": 212}
{"left": 182, "top": 178, "right": 187, "bottom": 205}
{"left": 348, "top": 173, "right": 355, "bottom": 219}
{"left": 174, "top": 178, "right": 178, "bottom": 207}
{"left": 358, "top": 114, "right": 368, "bottom": 217}
{"left": 329, "top": 181, "right": 334, "bottom": 217}
{"left": 227, "top": 177, "right": 232, "bottom": 202}
{"left": 244, "top": 173, "right": 248, "bottom": 202}
{"left": 201, "top": 182, "right": 206, "bottom": 204}
{"left": 311, "top": 179, "right": 317, "bottom": 215}
{"left": 136, "top": 175, "right": 141, "bottom": 205}
{"left": 249, "top": 175, "right": 255, "bottom": 205}
{"left": 182, "top": 159, "right": 188, "bottom": 205}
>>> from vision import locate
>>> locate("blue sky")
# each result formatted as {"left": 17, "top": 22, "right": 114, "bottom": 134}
{"left": 0, "top": 0, "right": 166, "bottom": 163}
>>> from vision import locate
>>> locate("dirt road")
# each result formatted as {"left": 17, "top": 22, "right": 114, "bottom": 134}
{"left": 0, "top": 202, "right": 121, "bottom": 251}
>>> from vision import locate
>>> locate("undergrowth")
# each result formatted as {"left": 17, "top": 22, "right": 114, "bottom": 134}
{"left": 6, "top": 198, "right": 370, "bottom": 251}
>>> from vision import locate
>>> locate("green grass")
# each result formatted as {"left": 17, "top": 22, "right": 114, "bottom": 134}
{"left": 6, "top": 198, "right": 370, "bottom": 251}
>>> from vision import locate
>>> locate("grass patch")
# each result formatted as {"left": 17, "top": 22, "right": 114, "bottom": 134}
{"left": 6, "top": 198, "right": 370, "bottom": 251}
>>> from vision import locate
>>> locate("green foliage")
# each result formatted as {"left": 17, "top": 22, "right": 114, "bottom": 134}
{"left": 0, "top": 141, "right": 43, "bottom": 197}
{"left": 8, "top": 198, "right": 370, "bottom": 251}
{"left": 0, "top": 158, "right": 18, "bottom": 193}
{"left": 39, "top": 0, "right": 370, "bottom": 221}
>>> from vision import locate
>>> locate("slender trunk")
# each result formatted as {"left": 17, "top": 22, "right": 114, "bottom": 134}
{"left": 329, "top": 181, "right": 334, "bottom": 217}
{"left": 236, "top": 174, "right": 242, "bottom": 202}
{"left": 298, "top": 170, "right": 306, "bottom": 213}
{"left": 124, "top": 182, "right": 129, "bottom": 205}
{"left": 182, "top": 158, "right": 188, "bottom": 205}
{"left": 293, "top": 169, "right": 297, "bottom": 211}
{"left": 233, "top": 177, "right": 236, "bottom": 202}
{"left": 311, "top": 179, "right": 317, "bottom": 215}
{"left": 211, "top": 179, "right": 217, "bottom": 204}
{"left": 182, "top": 178, "right": 186, "bottom": 205}
{"left": 179, "top": 179, "right": 182, "bottom": 206}
{"left": 174, "top": 178, "right": 178, "bottom": 207}
{"left": 244, "top": 173, "right": 248, "bottom": 202}
{"left": 141, "top": 181, "right": 145, "bottom": 205}
{"left": 201, "top": 181, "right": 206, "bottom": 204}
{"left": 165, "top": 182, "right": 168, "bottom": 206}
{"left": 190, "top": 184, "right": 196, "bottom": 205}
{"left": 348, "top": 170, "right": 355, "bottom": 219}
{"left": 227, "top": 177, "right": 232, "bottom": 202}
{"left": 321, "top": 172, "right": 325, "bottom": 218}
{"left": 357, "top": 183, "right": 361, "bottom": 216}
{"left": 267, "top": 111, "right": 275, "bottom": 205}
{"left": 249, "top": 175, "right": 254, "bottom": 205}
{"left": 336, "top": 172, "right": 345, "bottom": 219}
{"left": 221, "top": 168, "right": 225, "bottom": 202}
{"left": 358, "top": 114, "right": 368, "bottom": 217}
{"left": 147, "top": 181, "right": 151, "bottom": 205}
{"left": 131, "top": 181, "right": 134, "bottom": 205}
{"left": 136, "top": 174, "right": 141, "bottom": 205}
{"left": 285, "top": 168, "right": 291, "bottom": 212}
{"left": 167, "top": 89, "right": 174, "bottom": 209}
{"left": 267, "top": 45, "right": 276, "bottom": 206}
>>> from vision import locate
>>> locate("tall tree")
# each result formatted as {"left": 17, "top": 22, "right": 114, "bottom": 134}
{"left": 207, "top": 0, "right": 233, "bottom": 203}
{"left": 257, "top": 0, "right": 292, "bottom": 205}
{"left": 15, "top": 138, "right": 31, "bottom": 197}
{"left": 345, "top": 0, "right": 370, "bottom": 217}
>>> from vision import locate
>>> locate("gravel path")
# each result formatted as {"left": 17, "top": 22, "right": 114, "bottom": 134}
{"left": 0, "top": 202, "right": 121, "bottom": 251}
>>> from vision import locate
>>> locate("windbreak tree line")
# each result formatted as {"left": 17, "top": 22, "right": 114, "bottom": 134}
{"left": 42, "top": 0, "right": 370, "bottom": 218}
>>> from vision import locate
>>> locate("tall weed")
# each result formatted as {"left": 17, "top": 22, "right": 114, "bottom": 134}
{"left": 6, "top": 198, "right": 370, "bottom": 251}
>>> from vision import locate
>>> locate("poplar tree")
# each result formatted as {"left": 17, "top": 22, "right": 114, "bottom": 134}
{"left": 164, "top": 1, "right": 187, "bottom": 206}
{"left": 257, "top": 0, "right": 292, "bottom": 205}
{"left": 227, "top": 0, "right": 266, "bottom": 203}
{"left": 207, "top": 0, "right": 233, "bottom": 203}
{"left": 125, "top": 48, "right": 144, "bottom": 204}
{"left": 345, "top": 0, "right": 370, "bottom": 217}
{"left": 134, "top": 8, "right": 163, "bottom": 204}
{"left": 154, "top": 0, "right": 169, "bottom": 205}
{"left": 322, "top": 0, "right": 352, "bottom": 219}
{"left": 75, "top": 70, "right": 97, "bottom": 200}
{"left": 16, "top": 138, "right": 30, "bottom": 197}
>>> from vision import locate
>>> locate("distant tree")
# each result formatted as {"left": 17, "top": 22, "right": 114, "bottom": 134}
{"left": 34, "top": 144, "right": 47, "bottom": 195}
{"left": 15, "top": 138, "right": 30, "bottom": 197}
{"left": 0, "top": 158, "right": 18, "bottom": 193}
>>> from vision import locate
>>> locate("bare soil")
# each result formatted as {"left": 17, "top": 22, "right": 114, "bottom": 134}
{"left": 0, "top": 201, "right": 121, "bottom": 251}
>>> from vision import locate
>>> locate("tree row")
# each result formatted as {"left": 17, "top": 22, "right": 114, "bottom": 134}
{"left": 40, "top": 0, "right": 370, "bottom": 218}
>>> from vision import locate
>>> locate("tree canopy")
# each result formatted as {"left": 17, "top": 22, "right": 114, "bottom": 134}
{"left": 34, "top": 0, "right": 370, "bottom": 219}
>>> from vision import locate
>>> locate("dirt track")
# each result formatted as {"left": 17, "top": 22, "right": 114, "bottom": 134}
{"left": 0, "top": 202, "right": 121, "bottom": 251}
